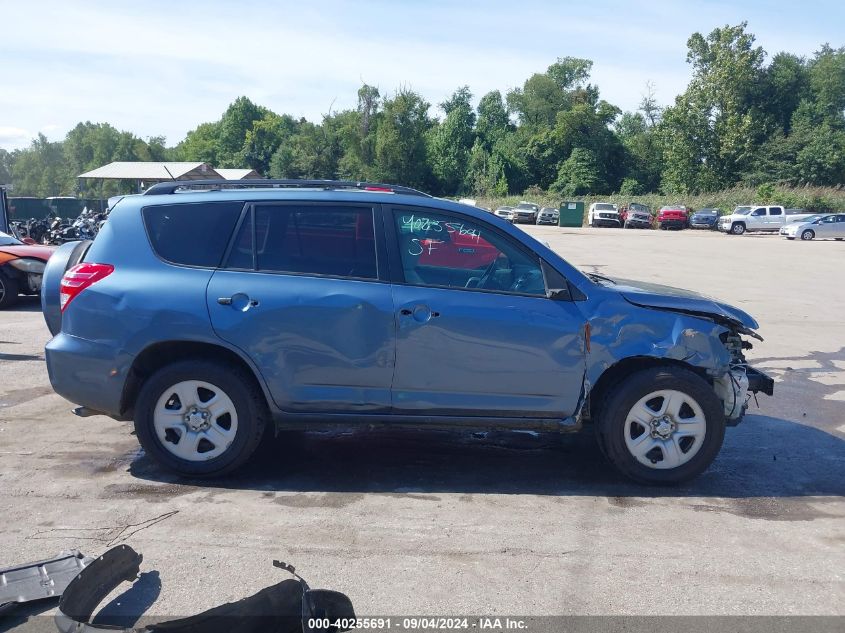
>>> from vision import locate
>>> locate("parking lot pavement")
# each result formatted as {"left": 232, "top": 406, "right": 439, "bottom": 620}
{"left": 0, "top": 227, "right": 843, "bottom": 622}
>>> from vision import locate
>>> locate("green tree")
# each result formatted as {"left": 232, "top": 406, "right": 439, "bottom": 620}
{"left": 507, "top": 57, "right": 593, "bottom": 129}
{"left": 428, "top": 86, "right": 475, "bottom": 194}
{"left": 11, "top": 134, "right": 69, "bottom": 196}
{"left": 659, "top": 22, "right": 766, "bottom": 191}
{"left": 217, "top": 96, "right": 270, "bottom": 167}
{"left": 475, "top": 90, "right": 510, "bottom": 150}
{"left": 241, "top": 113, "right": 297, "bottom": 175}
{"left": 373, "top": 88, "right": 433, "bottom": 188}
{"left": 176, "top": 121, "right": 222, "bottom": 165}
{"left": 0, "top": 149, "right": 13, "bottom": 185}
{"left": 550, "top": 147, "right": 605, "bottom": 195}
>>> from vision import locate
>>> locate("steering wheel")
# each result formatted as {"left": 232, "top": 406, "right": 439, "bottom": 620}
{"left": 510, "top": 268, "right": 542, "bottom": 293}
{"left": 476, "top": 256, "right": 508, "bottom": 290}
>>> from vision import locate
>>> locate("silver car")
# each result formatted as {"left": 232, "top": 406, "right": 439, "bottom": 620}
{"left": 494, "top": 206, "right": 515, "bottom": 222}
{"left": 536, "top": 207, "right": 560, "bottom": 225}
{"left": 781, "top": 213, "right": 845, "bottom": 240}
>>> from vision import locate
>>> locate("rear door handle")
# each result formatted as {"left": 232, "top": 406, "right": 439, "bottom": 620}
{"left": 399, "top": 308, "right": 413, "bottom": 316}
{"left": 217, "top": 297, "right": 233, "bottom": 305}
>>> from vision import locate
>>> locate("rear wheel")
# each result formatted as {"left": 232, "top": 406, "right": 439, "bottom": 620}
{"left": 596, "top": 367, "right": 725, "bottom": 484}
{"left": 0, "top": 274, "right": 19, "bottom": 309}
{"left": 801, "top": 229, "right": 815, "bottom": 241}
{"left": 134, "top": 360, "right": 268, "bottom": 477}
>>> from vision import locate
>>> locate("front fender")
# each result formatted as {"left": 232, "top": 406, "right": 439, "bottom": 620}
{"left": 585, "top": 297, "right": 732, "bottom": 389}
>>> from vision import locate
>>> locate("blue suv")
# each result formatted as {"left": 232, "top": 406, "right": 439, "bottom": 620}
{"left": 41, "top": 180, "right": 773, "bottom": 483}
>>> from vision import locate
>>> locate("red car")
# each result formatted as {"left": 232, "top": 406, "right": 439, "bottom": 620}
{"left": 656, "top": 205, "right": 689, "bottom": 230}
{"left": 417, "top": 221, "right": 499, "bottom": 269}
{"left": 0, "top": 231, "right": 55, "bottom": 308}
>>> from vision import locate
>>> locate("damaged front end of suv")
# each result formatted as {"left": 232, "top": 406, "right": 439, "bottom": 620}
{"left": 576, "top": 273, "right": 774, "bottom": 483}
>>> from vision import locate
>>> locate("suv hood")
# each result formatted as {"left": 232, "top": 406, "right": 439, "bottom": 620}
{"left": 607, "top": 277, "right": 761, "bottom": 335}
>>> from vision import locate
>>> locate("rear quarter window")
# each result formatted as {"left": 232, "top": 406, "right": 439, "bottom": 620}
{"left": 142, "top": 201, "right": 244, "bottom": 267}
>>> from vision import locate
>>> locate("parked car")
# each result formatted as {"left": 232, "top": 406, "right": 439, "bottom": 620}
{"left": 780, "top": 213, "right": 845, "bottom": 240}
{"left": 656, "top": 206, "right": 689, "bottom": 230}
{"left": 512, "top": 201, "right": 539, "bottom": 224}
{"left": 494, "top": 206, "right": 514, "bottom": 222}
{"left": 718, "top": 206, "right": 813, "bottom": 235}
{"left": 588, "top": 202, "right": 621, "bottom": 227}
{"left": 689, "top": 208, "right": 721, "bottom": 230}
{"left": 621, "top": 203, "right": 652, "bottom": 229}
{"left": 536, "top": 207, "right": 560, "bottom": 225}
{"left": 0, "top": 230, "right": 54, "bottom": 308}
{"left": 41, "top": 178, "right": 773, "bottom": 484}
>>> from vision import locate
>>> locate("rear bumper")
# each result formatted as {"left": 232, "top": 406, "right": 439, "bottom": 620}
{"left": 45, "top": 333, "right": 132, "bottom": 418}
{"left": 746, "top": 366, "right": 774, "bottom": 396}
{"left": 625, "top": 219, "right": 651, "bottom": 228}
{"left": 594, "top": 219, "right": 621, "bottom": 227}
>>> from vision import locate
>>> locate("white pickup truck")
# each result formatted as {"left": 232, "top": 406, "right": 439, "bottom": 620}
{"left": 718, "top": 206, "right": 813, "bottom": 235}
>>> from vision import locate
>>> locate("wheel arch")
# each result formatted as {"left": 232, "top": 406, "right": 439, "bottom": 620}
{"left": 586, "top": 356, "right": 710, "bottom": 423}
{"left": 121, "top": 340, "right": 272, "bottom": 419}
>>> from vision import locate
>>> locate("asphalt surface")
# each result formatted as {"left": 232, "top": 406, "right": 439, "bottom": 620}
{"left": 0, "top": 227, "right": 843, "bottom": 625}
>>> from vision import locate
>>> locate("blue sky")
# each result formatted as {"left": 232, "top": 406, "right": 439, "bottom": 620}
{"left": 1, "top": 0, "right": 842, "bottom": 150}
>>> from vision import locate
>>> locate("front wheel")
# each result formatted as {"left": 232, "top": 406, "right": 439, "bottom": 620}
{"left": 801, "top": 229, "right": 815, "bottom": 241}
{"left": 596, "top": 367, "right": 726, "bottom": 484}
{"left": 731, "top": 223, "right": 746, "bottom": 235}
{"left": 134, "top": 360, "right": 268, "bottom": 477}
{"left": 0, "top": 275, "right": 19, "bottom": 309}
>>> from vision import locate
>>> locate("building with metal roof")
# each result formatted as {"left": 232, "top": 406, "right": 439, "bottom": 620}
{"left": 215, "top": 168, "right": 261, "bottom": 180}
{"left": 78, "top": 162, "right": 221, "bottom": 181}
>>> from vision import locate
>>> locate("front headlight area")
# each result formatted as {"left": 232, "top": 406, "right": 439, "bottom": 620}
{"left": 8, "top": 258, "right": 46, "bottom": 274}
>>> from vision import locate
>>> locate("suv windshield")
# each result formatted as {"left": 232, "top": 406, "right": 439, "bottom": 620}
{"left": 516, "top": 203, "right": 537, "bottom": 210}
{"left": 0, "top": 231, "right": 23, "bottom": 246}
{"left": 734, "top": 206, "right": 752, "bottom": 215}
{"left": 595, "top": 204, "right": 616, "bottom": 211}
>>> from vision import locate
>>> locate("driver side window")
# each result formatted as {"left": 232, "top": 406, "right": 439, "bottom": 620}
{"left": 391, "top": 209, "right": 545, "bottom": 296}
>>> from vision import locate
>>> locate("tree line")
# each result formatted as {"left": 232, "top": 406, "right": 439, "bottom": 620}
{"left": 2, "top": 22, "right": 843, "bottom": 200}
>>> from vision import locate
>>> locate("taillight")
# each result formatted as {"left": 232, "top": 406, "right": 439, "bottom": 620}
{"left": 60, "top": 263, "right": 114, "bottom": 312}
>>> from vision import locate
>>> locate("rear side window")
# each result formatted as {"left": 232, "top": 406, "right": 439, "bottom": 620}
{"left": 226, "top": 204, "right": 377, "bottom": 280}
{"left": 143, "top": 202, "right": 244, "bottom": 267}
{"left": 770, "top": 207, "right": 782, "bottom": 216}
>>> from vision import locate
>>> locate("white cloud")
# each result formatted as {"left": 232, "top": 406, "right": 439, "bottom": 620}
{"left": 0, "top": 127, "right": 31, "bottom": 147}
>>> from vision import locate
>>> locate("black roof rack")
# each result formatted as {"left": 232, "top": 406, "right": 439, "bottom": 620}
{"left": 142, "top": 179, "right": 431, "bottom": 197}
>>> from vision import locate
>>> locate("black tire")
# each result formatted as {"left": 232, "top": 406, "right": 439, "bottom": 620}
{"left": 801, "top": 229, "right": 815, "bottom": 241}
{"left": 731, "top": 223, "right": 746, "bottom": 235}
{"left": 0, "top": 274, "right": 20, "bottom": 309}
{"left": 836, "top": 238, "right": 843, "bottom": 241}
{"left": 134, "top": 359, "right": 268, "bottom": 477}
{"left": 596, "top": 367, "right": 726, "bottom": 485}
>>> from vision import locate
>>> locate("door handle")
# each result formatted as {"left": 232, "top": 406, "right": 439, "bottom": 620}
{"left": 399, "top": 306, "right": 440, "bottom": 321}
{"left": 218, "top": 295, "right": 259, "bottom": 309}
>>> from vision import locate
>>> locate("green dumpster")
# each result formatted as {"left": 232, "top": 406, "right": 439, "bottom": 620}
{"left": 558, "top": 201, "right": 584, "bottom": 227}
